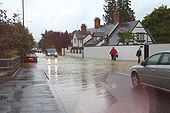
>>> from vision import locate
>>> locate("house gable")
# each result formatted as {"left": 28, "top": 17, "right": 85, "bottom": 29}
{"left": 132, "top": 22, "right": 153, "bottom": 44}
{"left": 132, "top": 22, "right": 147, "bottom": 33}
{"left": 72, "top": 30, "right": 86, "bottom": 47}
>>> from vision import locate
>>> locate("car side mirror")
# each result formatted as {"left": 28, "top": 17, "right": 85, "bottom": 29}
{"left": 141, "top": 61, "right": 147, "bottom": 66}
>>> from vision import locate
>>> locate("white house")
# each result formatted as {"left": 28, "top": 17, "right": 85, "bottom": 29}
{"left": 72, "top": 17, "right": 118, "bottom": 47}
{"left": 107, "top": 20, "right": 156, "bottom": 45}
{"left": 132, "top": 21, "right": 154, "bottom": 44}
{"left": 71, "top": 17, "right": 155, "bottom": 48}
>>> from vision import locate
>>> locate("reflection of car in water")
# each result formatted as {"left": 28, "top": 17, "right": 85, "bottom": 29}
{"left": 46, "top": 48, "right": 58, "bottom": 57}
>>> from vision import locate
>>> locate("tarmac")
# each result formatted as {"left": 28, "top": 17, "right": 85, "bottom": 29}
{"left": 0, "top": 58, "right": 137, "bottom": 113}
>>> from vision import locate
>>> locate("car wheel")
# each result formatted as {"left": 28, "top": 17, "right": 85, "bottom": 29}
{"left": 131, "top": 72, "right": 141, "bottom": 88}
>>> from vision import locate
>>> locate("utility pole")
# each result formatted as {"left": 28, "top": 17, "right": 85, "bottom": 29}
{"left": 0, "top": 2, "right": 3, "bottom": 22}
{"left": 22, "top": 0, "right": 24, "bottom": 27}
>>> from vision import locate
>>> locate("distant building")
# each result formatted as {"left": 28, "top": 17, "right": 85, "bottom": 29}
{"left": 107, "top": 20, "right": 156, "bottom": 45}
{"left": 71, "top": 15, "right": 155, "bottom": 48}
{"left": 72, "top": 17, "right": 118, "bottom": 47}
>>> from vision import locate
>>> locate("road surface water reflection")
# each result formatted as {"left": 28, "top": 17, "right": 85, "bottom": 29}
{"left": 43, "top": 56, "right": 116, "bottom": 113}
{"left": 36, "top": 53, "right": 170, "bottom": 113}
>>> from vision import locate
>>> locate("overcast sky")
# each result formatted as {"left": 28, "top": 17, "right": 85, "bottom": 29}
{"left": 1, "top": 0, "right": 170, "bottom": 42}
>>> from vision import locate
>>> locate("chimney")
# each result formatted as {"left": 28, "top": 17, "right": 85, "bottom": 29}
{"left": 114, "top": 12, "right": 120, "bottom": 24}
{"left": 94, "top": 17, "right": 100, "bottom": 28}
{"left": 81, "top": 24, "right": 87, "bottom": 34}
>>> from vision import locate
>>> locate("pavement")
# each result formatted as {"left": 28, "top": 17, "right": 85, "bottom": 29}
{"left": 0, "top": 64, "right": 67, "bottom": 113}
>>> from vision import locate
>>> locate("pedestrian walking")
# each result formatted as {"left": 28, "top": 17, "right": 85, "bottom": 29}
{"left": 109, "top": 47, "right": 118, "bottom": 61}
{"left": 136, "top": 46, "right": 142, "bottom": 64}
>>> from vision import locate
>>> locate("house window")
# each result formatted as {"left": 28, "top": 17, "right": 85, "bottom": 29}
{"left": 136, "top": 34, "right": 145, "bottom": 41}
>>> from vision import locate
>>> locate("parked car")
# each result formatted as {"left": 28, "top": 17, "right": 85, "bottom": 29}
{"left": 24, "top": 52, "right": 38, "bottom": 63}
{"left": 131, "top": 51, "right": 170, "bottom": 92}
{"left": 46, "top": 48, "right": 58, "bottom": 57}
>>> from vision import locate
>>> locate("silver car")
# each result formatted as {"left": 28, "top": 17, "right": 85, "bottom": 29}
{"left": 131, "top": 51, "right": 170, "bottom": 92}
{"left": 46, "top": 48, "right": 58, "bottom": 57}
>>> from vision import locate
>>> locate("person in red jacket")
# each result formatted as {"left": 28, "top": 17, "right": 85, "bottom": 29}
{"left": 109, "top": 47, "right": 118, "bottom": 61}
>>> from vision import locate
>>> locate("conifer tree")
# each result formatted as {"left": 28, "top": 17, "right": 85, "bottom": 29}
{"left": 103, "top": 0, "right": 135, "bottom": 24}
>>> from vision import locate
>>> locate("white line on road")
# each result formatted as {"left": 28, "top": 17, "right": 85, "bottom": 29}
{"left": 11, "top": 67, "right": 21, "bottom": 78}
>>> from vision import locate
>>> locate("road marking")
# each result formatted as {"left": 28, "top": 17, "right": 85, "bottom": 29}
{"left": 43, "top": 70, "right": 49, "bottom": 80}
{"left": 11, "top": 67, "right": 21, "bottom": 78}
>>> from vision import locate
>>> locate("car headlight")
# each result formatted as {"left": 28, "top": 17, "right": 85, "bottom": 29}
{"left": 55, "top": 52, "right": 57, "bottom": 55}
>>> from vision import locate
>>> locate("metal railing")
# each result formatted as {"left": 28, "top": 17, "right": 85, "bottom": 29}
{"left": 0, "top": 56, "right": 21, "bottom": 70}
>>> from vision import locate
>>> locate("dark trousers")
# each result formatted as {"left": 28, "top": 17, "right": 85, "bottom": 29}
{"left": 137, "top": 56, "right": 141, "bottom": 64}
{"left": 111, "top": 54, "right": 116, "bottom": 61}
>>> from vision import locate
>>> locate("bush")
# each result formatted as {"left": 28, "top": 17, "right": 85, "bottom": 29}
{"left": 0, "top": 9, "right": 35, "bottom": 58}
{"left": 0, "top": 49, "right": 17, "bottom": 58}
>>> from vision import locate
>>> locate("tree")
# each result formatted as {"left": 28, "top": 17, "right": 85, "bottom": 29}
{"left": 39, "top": 30, "right": 70, "bottom": 54}
{"left": 117, "top": 0, "right": 135, "bottom": 23}
{"left": 103, "top": 0, "right": 135, "bottom": 24}
{"left": 0, "top": 8, "right": 35, "bottom": 58}
{"left": 117, "top": 31, "right": 134, "bottom": 45}
{"left": 142, "top": 5, "right": 170, "bottom": 43}
{"left": 103, "top": 0, "right": 117, "bottom": 24}
{"left": 13, "top": 23, "right": 35, "bottom": 55}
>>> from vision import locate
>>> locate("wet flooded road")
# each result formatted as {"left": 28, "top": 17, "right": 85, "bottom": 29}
{"left": 39, "top": 55, "right": 114, "bottom": 113}
{"left": 1, "top": 53, "right": 170, "bottom": 113}
{"left": 36, "top": 53, "right": 170, "bottom": 113}
{"left": 37, "top": 54, "right": 144, "bottom": 113}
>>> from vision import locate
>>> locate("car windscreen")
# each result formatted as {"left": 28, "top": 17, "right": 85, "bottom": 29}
{"left": 46, "top": 49, "right": 56, "bottom": 53}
